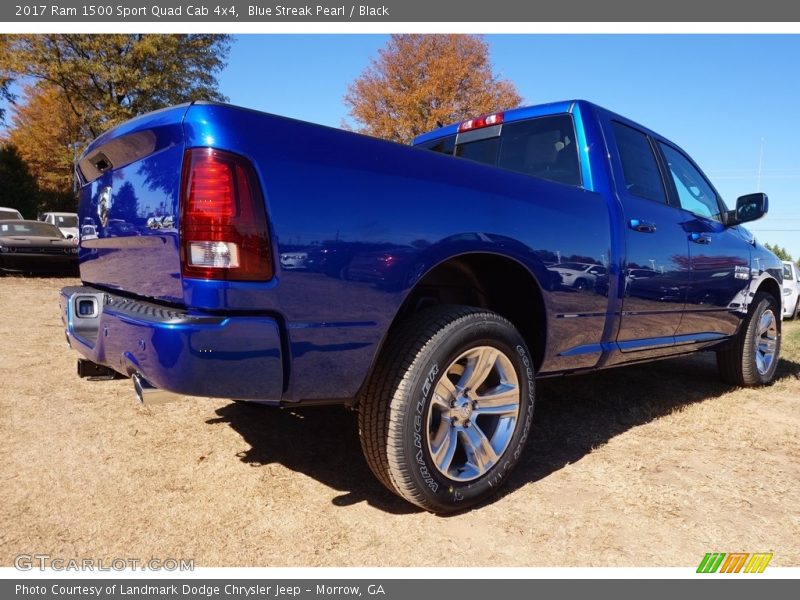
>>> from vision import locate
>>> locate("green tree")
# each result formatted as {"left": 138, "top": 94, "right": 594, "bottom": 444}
{"left": 112, "top": 181, "right": 139, "bottom": 222}
{"left": 0, "top": 37, "right": 14, "bottom": 123}
{"left": 0, "top": 144, "right": 40, "bottom": 218}
{"left": 764, "top": 242, "right": 793, "bottom": 261}
{"left": 1, "top": 34, "right": 230, "bottom": 138}
{"left": 0, "top": 78, "right": 12, "bottom": 123}
{"left": 344, "top": 34, "right": 521, "bottom": 144}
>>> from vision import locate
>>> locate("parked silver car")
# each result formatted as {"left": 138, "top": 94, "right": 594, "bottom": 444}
{"left": 40, "top": 212, "right": 80, "bottom": 239}
{"left": 782, "top": 260, "right": 800, "bottom": 320}
{"left": 0, "top": 206, "right": 23, "bottom": 220}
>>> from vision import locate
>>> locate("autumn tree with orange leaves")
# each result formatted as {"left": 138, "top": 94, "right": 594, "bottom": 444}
{"left": 344, "top": 35, "right": 521, "bottom": 144}
{"left": 8, "top": 84, "right": 82, "bottom": 199}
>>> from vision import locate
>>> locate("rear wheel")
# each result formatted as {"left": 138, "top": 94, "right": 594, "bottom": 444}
{"left": 717, "top": 292, "right": 781, "bottom": 386}
{"left": 358, "top": 305, "right": 535, "bottom": 513}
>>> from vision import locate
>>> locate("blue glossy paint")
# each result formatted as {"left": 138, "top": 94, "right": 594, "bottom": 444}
{"left": 61, "top": 289, "right": 283, "bottom": 399}
{"left": 63, "top": 99, "right": 783, "bottom": 403}
{"left": 77, "top": 106, "right": 188, "bottom": 303}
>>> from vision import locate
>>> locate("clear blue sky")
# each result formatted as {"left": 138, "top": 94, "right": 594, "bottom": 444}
{"left": 220, "top": 34, "right": 800, "bottom": 260}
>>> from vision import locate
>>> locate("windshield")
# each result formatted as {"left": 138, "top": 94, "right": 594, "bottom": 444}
{"left": 56, "top": 215, "right": 79, "bottom": 227}
{"left": 0, "top": 221, "right": 64, "bottom": 238}
{"left": 0, "top": 209, "right": 22, "bottom": 220}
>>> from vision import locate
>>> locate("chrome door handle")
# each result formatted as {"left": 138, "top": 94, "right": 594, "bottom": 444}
{"left": 628, "top": 219, "right": 657, "bottom": 233}
{"left": 689, "top": 232, "right": 712, "bottom": 244}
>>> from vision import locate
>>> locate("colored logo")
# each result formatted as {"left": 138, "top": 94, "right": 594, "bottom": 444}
{"left": 697, "top": 552, "right": 773, "bottom": 573}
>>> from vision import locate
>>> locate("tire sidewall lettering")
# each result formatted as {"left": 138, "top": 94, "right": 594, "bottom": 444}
{"left": 409, "top": 325, "right": 535, "bottom": 506}
{"left": 413, "top": 363, "right": 440, "bottom": 493}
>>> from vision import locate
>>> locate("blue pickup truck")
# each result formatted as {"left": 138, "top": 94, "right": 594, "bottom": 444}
{"left": 61, "top": 100, "right": 782, "bottom": 512}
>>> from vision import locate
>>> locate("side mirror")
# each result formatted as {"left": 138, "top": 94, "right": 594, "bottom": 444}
{"left": 727, "top": 193, "right": 768, "bottom": 225}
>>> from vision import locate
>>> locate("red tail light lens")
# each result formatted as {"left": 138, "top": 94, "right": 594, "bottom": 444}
{"left": 180, "top": 148, "right": 272, "bottom": 281}
{"left": 458, "top": 112, "right": 504, "bottom": 133}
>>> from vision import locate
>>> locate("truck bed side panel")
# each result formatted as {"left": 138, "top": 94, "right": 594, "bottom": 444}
{"left": 183, "top": 105, "right": 613, "bottom": 400}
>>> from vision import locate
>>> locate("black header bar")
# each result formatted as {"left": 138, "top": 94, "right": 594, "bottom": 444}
{"left": 3, "top": 0, "right": 800, "bottom": 23}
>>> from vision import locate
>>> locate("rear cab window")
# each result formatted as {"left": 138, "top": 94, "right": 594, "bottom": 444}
{"left": 416, "top": 114, "right": 581, "bottom": 187}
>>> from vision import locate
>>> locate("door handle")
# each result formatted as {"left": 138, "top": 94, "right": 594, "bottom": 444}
{"left": 689, "top": 232, "right": 712, "bottom": 244}
{"left": 628, "top": 219, "right": 657, "bottom": 233}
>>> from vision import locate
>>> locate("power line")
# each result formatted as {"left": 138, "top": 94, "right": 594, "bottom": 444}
{"left": 706, "top": 168, "right": 800, "bottom": 173}
{"left": 710, "top": 176, "right": 800, "bottom": 180}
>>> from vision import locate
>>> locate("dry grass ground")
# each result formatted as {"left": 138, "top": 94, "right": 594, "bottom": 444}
{"left": 0, "top": 276, "right": 798, "bottom": 567}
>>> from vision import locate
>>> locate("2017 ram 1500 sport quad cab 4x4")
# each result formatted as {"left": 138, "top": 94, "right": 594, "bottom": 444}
{"left": 61, "top": 100, "right": 782, "bottom": 512}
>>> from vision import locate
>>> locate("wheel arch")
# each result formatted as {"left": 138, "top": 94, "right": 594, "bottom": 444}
{"left": 354, "top": 251, "right": 548, "bottom": 404}
{"left": 755, "top": 275, "right": 781, "bottom": 310}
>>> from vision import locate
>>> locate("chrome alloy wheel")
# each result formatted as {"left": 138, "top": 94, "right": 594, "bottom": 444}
{"left": 426, "top": 346, "right": 520, "bottom": 482}
{"left": 755, "top": 309, "right": 778, "bottom": 376}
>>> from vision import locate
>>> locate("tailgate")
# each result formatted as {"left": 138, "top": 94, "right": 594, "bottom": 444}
{"left": 76, "top": 105, "right": 190, "bottom": 304}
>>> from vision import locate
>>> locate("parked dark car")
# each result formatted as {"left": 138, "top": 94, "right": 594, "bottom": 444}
{"left": 305, "top": 241, "right": 396, "bottom": 278}
{"left": 106, "top": 219, "right": 139, "bottom": 237}
{"left": 0, "top": 220, "right": 79, "bottom": 274}
{"left": 345, "top": 245, "right": 419, "bottom": 290}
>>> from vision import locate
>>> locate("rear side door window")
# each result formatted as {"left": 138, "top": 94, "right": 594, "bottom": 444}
{"left": 658, "top": 143, "right": 722, "bottom": 221}
{"left": 611, "top": 121, "right": 667, "bottom": 203}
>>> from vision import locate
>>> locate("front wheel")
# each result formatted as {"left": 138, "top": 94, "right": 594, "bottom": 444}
{"left": 717, "top": 291, "right": 781, "bottom": 386}
{"left": 358, "top": 306, "right": 535, "bottom": 513}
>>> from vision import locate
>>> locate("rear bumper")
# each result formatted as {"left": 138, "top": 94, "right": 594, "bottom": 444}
{"left": 60, "top": 285, "right": 283, "bottom": 401}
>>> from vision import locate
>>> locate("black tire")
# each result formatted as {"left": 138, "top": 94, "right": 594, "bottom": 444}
{"left": 717, "top": 292, "right": 781, "bottom": 386}
{"left": 358, "top": 305, "right": 535, "bottom": 513}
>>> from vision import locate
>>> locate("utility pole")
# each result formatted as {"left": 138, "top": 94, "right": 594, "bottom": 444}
{"left": 756, "top": 137, "right": 765, "bottom": 192}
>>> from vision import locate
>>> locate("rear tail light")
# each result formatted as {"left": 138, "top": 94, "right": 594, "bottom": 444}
{"left": 179, "top": 148, "right": 272, "bottom": 281}
{"left": 458, "top": 111, "right": 504, "bottom": 133}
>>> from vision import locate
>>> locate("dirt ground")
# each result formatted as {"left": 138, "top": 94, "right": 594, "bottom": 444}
{"left": 1, "top": 275, "right": 798, "bottom": 567}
